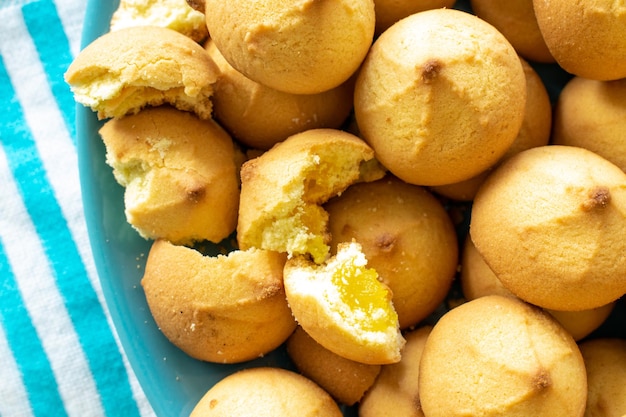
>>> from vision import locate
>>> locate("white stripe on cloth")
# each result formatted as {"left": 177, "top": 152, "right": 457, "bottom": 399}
{"left": 1, "top": 4, "right": 155, "bottom": 417}
{"left": 0, "top": 144, "right": 105, "bottom": 417}
{"left": 0, "top": 3, "right": 101, "bottom": 303}
{"left": 53, "top": 0, "right": 87, "bottom": 56}
{"left": 0, "top": 323, "right": 34, "bottom": 417}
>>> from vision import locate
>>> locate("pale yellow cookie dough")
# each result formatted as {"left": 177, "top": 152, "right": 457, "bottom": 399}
{"left": 65, "top": 26, "right": 218, "bottom": 119}
{"left": 110, "top": 0, "right": 208, "bottom": 41}
{"left": 237, "top": 128, "right": 385, "bottom": 263}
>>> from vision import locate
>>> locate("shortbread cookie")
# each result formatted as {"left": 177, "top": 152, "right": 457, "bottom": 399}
{"left": 470, "top": 0, "right": 554, "bottom": 62}
{"left": 142, "top": 240, "right": 296, "bottom": 363}
{"left": 284, "top": 241, "right": 405, "bottom": 365}
{"left": 533, "top": 0, "right": 626, "bottom": 80}
{"left": 354, "top": 8, "right": 526, "bottom": 186}
{"left": 359, "top": 326, "right": 432, "bottom": 417}
{"left": 65, "top": 26, "right": 218, "bottom": 119}
{"left": 431, "top": 56, "right": 552, "bottom": 200}
{"left": 237, "top": 128, "right": 386, "bottom": 263}
{"left": 579, "top": 338, "right": 626, "bottom": 417}
{"left": 205, "top": 39, "right": 354, "bottom": 150}
{"left": 373, "top": 0, "right": 455, "bottom": 35}
{"left": 190, "top": 368, "right": 343, "bottom": 416}
{"left": 99, "top": 106, "right": 239, "bottom": 244}
{"left": 553, "top": 77, "right": 626, "bottom": 172}
{"left": 204, "top": 0, "right": 375, "bottom": 94}
{"left": 471, "top": 145, "right": 626, "bottom": 311}
{"left": 419, "top": 295, "right": 587, "bottom": 417}
{"left": 460, "top": 235, "right": 615, "bottom": 341}
{"left": 325, "top": 176, "right": 458, "bottom": 329}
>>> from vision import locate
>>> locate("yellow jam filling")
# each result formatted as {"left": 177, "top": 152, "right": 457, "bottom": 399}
{"left": 331, "top": 260, "right": 396, "bottom": 332}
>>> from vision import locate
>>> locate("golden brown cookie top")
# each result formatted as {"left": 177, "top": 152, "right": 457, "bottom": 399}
{"left": 99, "top": 106, "right": 239, "bottom": 244}
{"left": 205, "top": 0, "right": 375, "bottom": 94}
{"left": 354, "top": 8, "right": 526, "bottom": 186}
{"left": 471, "top": 145, "right": 626, "bottom": 311}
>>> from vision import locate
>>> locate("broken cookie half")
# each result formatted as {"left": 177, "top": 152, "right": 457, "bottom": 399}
{"left": 64, "top": 25, "right": 218, "bottom": 120}
{"left": 236, "top": 128, "right": 386, "bottom": 264}
{"left": 99, "top": 106, "right": 239, "bottom": 244}
{"left": 284, "top": 241, "right": 405, "bottom": 365}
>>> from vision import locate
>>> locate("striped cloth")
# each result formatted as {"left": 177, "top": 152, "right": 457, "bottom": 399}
{"left": 0, "top": 0, "right": 155, "bottom": 415}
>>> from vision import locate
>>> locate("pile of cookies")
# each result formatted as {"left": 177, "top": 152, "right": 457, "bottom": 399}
{"left": 65, "top": 0, "right": 626, "bottom": 415}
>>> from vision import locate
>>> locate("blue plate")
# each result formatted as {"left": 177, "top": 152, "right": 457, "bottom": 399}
{"left": 76, "top": 1, "right": 624, "bottom": 416}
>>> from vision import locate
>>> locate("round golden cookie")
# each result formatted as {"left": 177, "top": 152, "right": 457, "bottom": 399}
{"left": 419, "top": 295, "right": 588, "bottom": 417}
{"left": 286, "top": 326, "right": 381, "bottom": 406}
{"left": 460, "top": 236, "right": 615, "bottom": 341}
{"left": 579, "top": 338, "right": 626, "bottom": 417}
{"left": 204, "top": 0, "right": 375, "bottom": 95}
{"left": 470, "top": 145, "right": 626, "bottom": 311}
{"left": 428, "top": 171, "right": 487, "bottom": 202}
{"left": 373, "top": 0, "right": 455, "bottom": 35}
{"left": 325, "top": 176, "right": 458, "bottom": 329}
{"left": 98, "top": 106, "right": 239, "bottom": 245}
{"left": 64, "top": 26, "right": 218, "bottom": 119}
{"left": 190, "top": 367, "right": 343, "bottom": 416}
{"left": 237, "top": 128, "right": 386, "bottom": 264}
{"left": 533, "top": 0, "right": 626, "bottom": 80}
{"left": 460, "top": 235, "right": 513, "bottom": 300}
{"left": 98, "top": 107, "right": 238, "bottom": 242}
{"left": 470, "top": 0, "right": 554, "bottom": 63}
{"left": 204, "top": 39, "right": 354, "bottom": 150}
{"left": 283, "top": 241, "right": 405, "bottom": 365}
{"left": 553, "top": 77, "right": 626, "bottom": 173}
{"left": 109, "top": 0, "right": 208, "bottom": 42}
{"left": 354, "top": 8, "right": 526, "bottom": 186}
{"left": 141, "top": 240, "right": 296, "bottom": 363}
{"left": 546, "top": 306, "right": 615, "bottom": 342}
{"left": 359, "top": 326, "right": 432, "bottom": 417}
{"left": 431, "top": 57, "right": 552, "bottom": 201}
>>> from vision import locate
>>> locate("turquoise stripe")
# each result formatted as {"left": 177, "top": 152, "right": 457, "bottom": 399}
{"left": 0, "top": 239, "right": 69, "bottom": 417}
{"left": 0, "top": 58, "right": 141, "bottom": 417}
{"left": 21, "top": 0, "right": 76, "bottom": 142}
